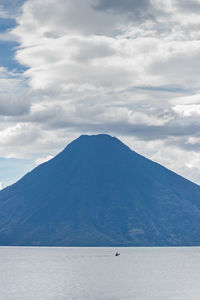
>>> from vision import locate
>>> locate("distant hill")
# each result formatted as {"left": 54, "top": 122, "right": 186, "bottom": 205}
{"left": 0, "top": 134, "right": 200, "bottom": 246}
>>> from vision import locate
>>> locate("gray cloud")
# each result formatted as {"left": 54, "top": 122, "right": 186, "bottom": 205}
{"left": 44, "top": 119, "right": 200, "bottom": 142}
{"left": 131, "top": 85, "right": 191, "bottom": 93}
{"left": 176, "top": 0, "right": 200, "bottom": 13}
{"left": 149, "top": 51, "right": 200, "bottom": 89}
{"left": 0, "top": 94, "right": 30, "bottom": 116}
{"left": 20, "top": 0, "right": 120, "bottom": 36}
{"left": 72, "top": 40, "right": 116, "bottom": 62}
{"left": 93, "top": 0, "right": 150, "bottom": 13}
{"left": 93, "top": 0, "right": 154, "bottom": 22}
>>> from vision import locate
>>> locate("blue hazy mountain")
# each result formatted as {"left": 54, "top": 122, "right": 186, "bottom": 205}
{"left": 0, "top": 134, "right": 200, "bottom": 246}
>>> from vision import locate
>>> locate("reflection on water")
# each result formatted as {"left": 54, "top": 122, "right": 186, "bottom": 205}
{"left": 0, "top": 246, "right": 200, "bottom": 299}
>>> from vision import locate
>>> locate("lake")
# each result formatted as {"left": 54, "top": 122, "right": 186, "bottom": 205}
{"left": 0, "top": 247, "right": 200, "bottom": 299}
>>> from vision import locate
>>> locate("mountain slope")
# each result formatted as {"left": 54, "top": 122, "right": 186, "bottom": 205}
{"left": 0, "top": 134, "right": 200, "bottom": 246}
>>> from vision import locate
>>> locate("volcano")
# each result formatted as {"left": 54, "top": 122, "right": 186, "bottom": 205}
{"left": 0, "top": 134, "right": 200, "bottom": 246}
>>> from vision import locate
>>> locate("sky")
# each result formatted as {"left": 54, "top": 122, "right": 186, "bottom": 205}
{"left": 0, "top": 0, "right": 200, "bottom": 187}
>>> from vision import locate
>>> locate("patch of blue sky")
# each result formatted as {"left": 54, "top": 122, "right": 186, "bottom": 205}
{"left": 0, "top": 41, "right": 25, "bottom": 72}
{"left": 0, "top": 1, "right": 26, "bottom": 72}
{"left": 0, "top": 17, "right": 16, "bottom": 31}
{"left": 0, "top": 0, "right": 26, "bottom": 15}
{"left": 0, "top": 157, "right": 35, "bottom": 188}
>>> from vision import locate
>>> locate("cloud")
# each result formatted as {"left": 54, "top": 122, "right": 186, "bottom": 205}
{"left": 149, "top": 49, "right": 200, "bottom": 89}
{"left": 176, "top": 0, "right": 200, "bottom": 13}
{"left": 94, "top": 0, "right": 150, "bottom": 12}
{"left": 0, "top": 123, "right": 41, "bottom": 158}
{"left": 93, "top": 0, "right": 154, "bottom": 22}
{"left": 172, "top": 104, "right": 200, "bottom": 117}
{"left": 0, "top": 67, "right": 30, "bottom": 116}
{"left": 13, "top": 0, "right": 121, "bottom": 38}
{"left": 13, "top": 0, "right": 200, "bottom": 96}
{"left": 0, "top": 31, "right": 17, "bottom": 42}
{"left": 0, "top": 5, "right": 9, "bottom": 18}
{"left": 0, "top": 94, "right": 30, "bottom": 116}
{"left": 0, "top": 0, "right": 200, "bottom": 185}
{"left": 34, "top": 155, "right": 53, "bottom": 166}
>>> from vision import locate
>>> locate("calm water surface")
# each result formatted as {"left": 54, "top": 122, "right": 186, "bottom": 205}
{"left": 0, "top": 247, "right": 200, "bottom": 299}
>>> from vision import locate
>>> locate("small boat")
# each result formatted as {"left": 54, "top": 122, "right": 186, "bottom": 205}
{"left": 115, "top": 252, "right": 120, "bottom": 256}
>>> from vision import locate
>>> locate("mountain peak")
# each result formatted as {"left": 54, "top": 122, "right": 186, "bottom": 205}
{"left": 79, "top": 133, "right": 113, "bottom": 139}
{"left": 76, "top": 133, "right": 119, "bottom": 144}
{"left": 63, "top": 133, "right": 128, "bottom": 155}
